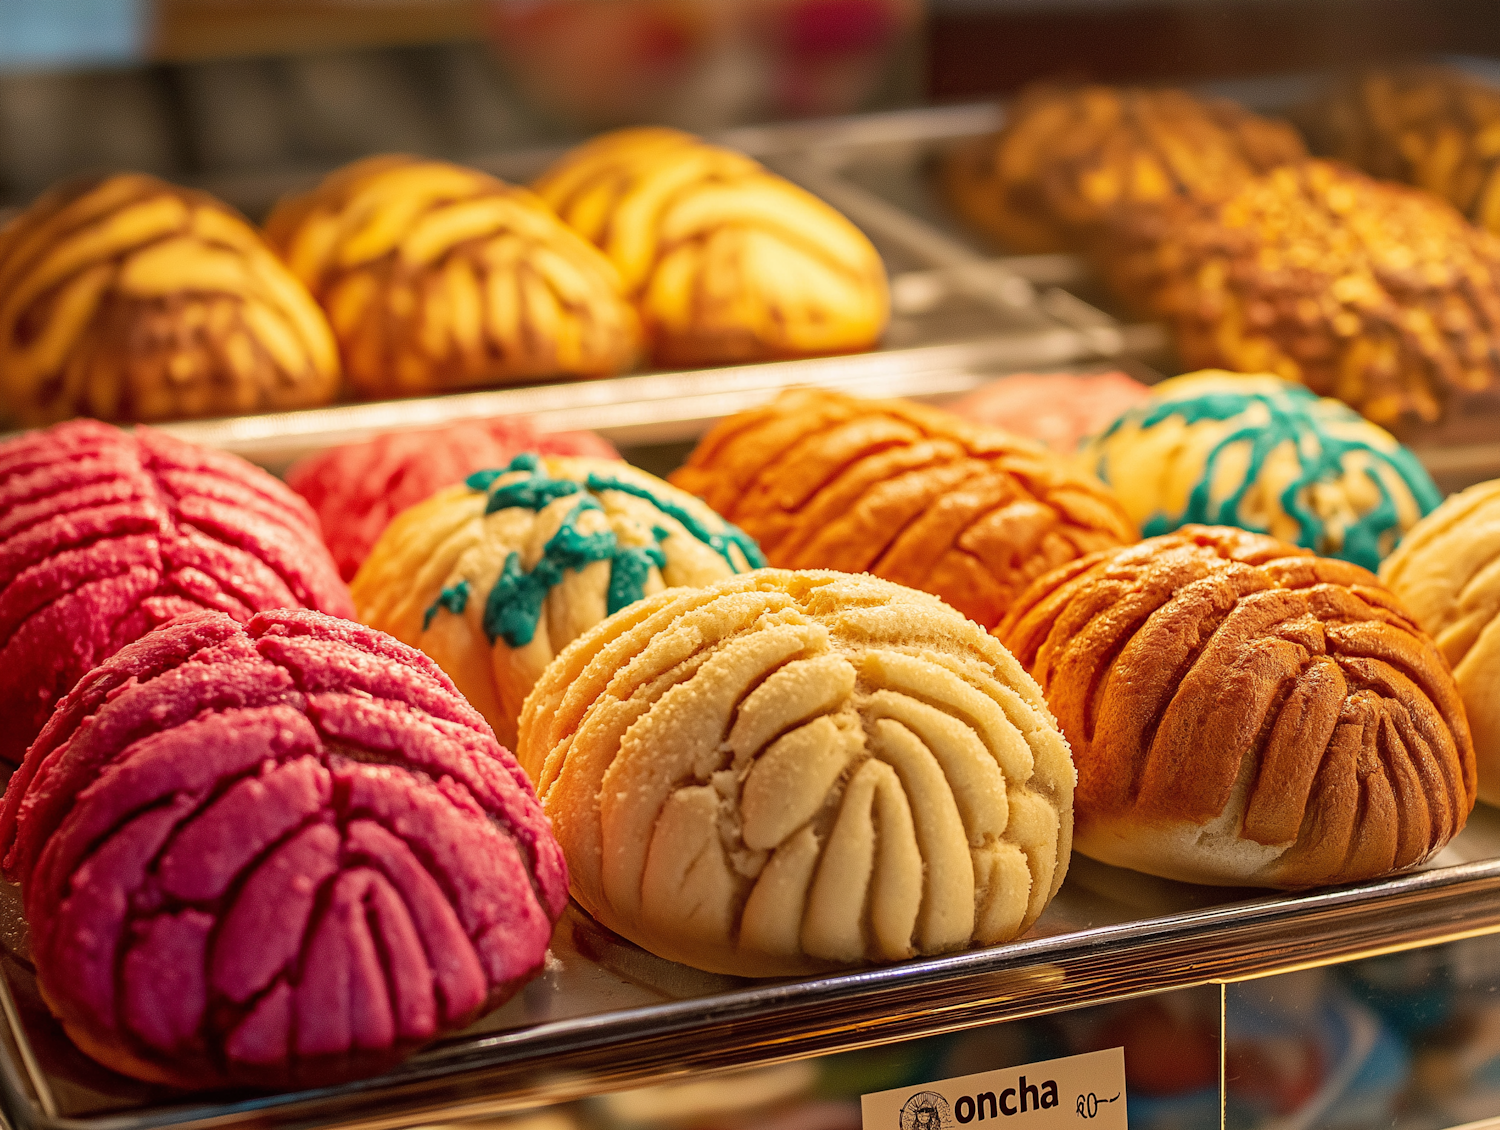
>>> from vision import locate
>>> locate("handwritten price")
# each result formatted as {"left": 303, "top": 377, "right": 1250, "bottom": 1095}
{"left": 1075, "top": 1092, "right": 1120, "bottom": 1119}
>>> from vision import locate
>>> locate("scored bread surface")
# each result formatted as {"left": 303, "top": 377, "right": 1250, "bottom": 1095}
{"left": 517, "top": 569, "right": 1075, "bottom": 978}
{"left": 998, "top": 525, "right": 1475, "bottom": 889}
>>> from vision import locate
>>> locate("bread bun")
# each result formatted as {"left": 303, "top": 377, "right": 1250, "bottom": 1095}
{"left": 1382, "top": 479, "right": 1500, "bottom": 805}
{"left": 533, "top": 127, "right": 889, "bottom": 366}
{"left": 997, "top": 525, "right": 1474, "bottom": 888}
{"left": 265, "top": 155, "right": 639, "bottom": 398}
{"left": 1083, "top": 370, "right": 1441, "bottom": 570}
{"left": 669, "top": 388, "right": 1137, "bottom": 628}
{"left": 0, "top": 173, "right": 339, "bottom": 425}
{"left": 517, "top": 570, "right": 1074, "bottom": 976}
{"left": 353, "top": 452, "right": 763, "bottom": 748}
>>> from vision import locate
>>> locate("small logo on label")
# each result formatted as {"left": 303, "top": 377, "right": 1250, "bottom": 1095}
{"left": 900, "top": 1091, "right": 954, "bottom": 1130}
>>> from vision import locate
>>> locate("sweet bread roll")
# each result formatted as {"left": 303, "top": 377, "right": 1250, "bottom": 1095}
{"left": 0, "top": 609, "right": 567, "bottom": 1089}
{"left": 1083, "top": 371, "right": 1441, "bottom": 570}
{"left": 517, "top": 570, "right": 1074, "bottom": 976}
{"left": 1140, "top": 160, "right": 1500, "bottom": 427}
{"left": 353, "top": 452, "right": 764, "bottom": 748}
{"left": 947, "top": 370, "right": 1151, "bottom": 452}
{"left": 532, "top": 127, "right": 889, "bottom": 366}
{"left": 941, "top": 83, "right": 1306, "bottom": 254}
{"left": 997, "top": 525, "right": 1475, "bottom": 889}
{"left": 1381, "top": 480, "right": 1500, "bottom": 805}
{"left": 669, "top": 388, "right": 1136, "bottom": 628}
{"left": 0, "top": 173, "right": 339, "bottom": 425}
{"left": 265, "top": 155, "right": 639, "bottom": 398}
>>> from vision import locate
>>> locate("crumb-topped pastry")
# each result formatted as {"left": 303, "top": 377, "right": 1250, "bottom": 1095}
{"left": 998, "top": 525, "right": 1474, "bottom": 888}
{"left": 265, "top": 155, "right": 639, "bottom": 398}
{"left": 353, "top": 453, "right": 764, "bottom": 747}
{"left": 517, "top": 570, "right": 1074, "bottom": 976}
{"left": 0, "top": 173, "right": 339, "bottom": 424}
{"left": 533, "top": 127, "right": 889, "bottom": 366}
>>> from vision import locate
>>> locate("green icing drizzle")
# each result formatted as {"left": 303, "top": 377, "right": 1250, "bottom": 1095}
{"left": 430, "top": 454, "right": 764, "bottom": 647}
{"left": 1094, "top": 383, "right": 1441, "bottom": 571}
{"left": 422, "top": 579, "right": 471, "bottom": 630}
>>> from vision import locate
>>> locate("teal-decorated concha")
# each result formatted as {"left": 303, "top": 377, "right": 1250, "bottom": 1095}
{"left": 352, "top": 452, "right": 764, "bottom": 748}
{"left": 1081, "top": 370, "right": 1441, "bottom": 570}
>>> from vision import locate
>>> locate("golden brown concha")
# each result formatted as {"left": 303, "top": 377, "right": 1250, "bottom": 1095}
{"left": 265, "top": 155, "right": 639, "bottom": 398}
{"left": 532, "top": 127, "right": 889, "bottom": 367}
{"left": 1140, "top": 159, "right": 1500, "bottom": 428}
{"left": 1381, "top": 479, "right": 1500, "bottom": 805}
{"left": 997, "top": 525, "right": 1476, "bottom": 889}
{"left": 0, "top": 174, "right": 340, "bottom": 426}
{"left": 669, "top": 388, "right": 1137, "bottom": 629}
{"left": 941, "top": 83, "right": 1307, "bottom": 255}
{"left": 517, "top": 570, "right": 1075, "bottom": 977}
{"left": 1311, "top": 66, "right": 1500, "bottom": 236}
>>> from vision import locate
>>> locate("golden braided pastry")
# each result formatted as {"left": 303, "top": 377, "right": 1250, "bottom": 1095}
{"left": 265, "top": 156, "right": 639, "bottom": 398}
{"left": 517, "top": 570, "right": 1074, "bottom": 976}
{"left": 1381, "top": 479, "right": 1500, "bottom": 805}
{"left": 1140, "top": 160, "right": 1500, "bottom": 427}
{"left": 998, "top": 525, "right": 1475, "bottom": 889}
{"left": 942, "top": 83, "right": 1306, "bottom": 255}
{"left": 532, "top": 128, "right": 889, "bottom": 367}
{"left": 669, "top": 389, "right": 1137, "bottom": 629}
{"left": 0, "top": 174, "right": 339, "bottom": 426}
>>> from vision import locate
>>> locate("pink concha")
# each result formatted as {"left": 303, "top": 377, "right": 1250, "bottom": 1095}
{"left": 0, "top": 608, "right": 567, "bottom": 1090}
{"left": 0, "top": 419, "right": 353, "bottom": 765}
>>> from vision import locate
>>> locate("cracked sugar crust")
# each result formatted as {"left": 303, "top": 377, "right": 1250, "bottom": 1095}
{"left": 997, "top": 525, "right": 1475, "bottom": 889}
{"left": 669, "top": 389, "right": 1137, "bottom": 629}
{"left": 517, "top": 569, "right": 1074, "bottom": 978}
{"left": 0, "top": 608, "right": 566, "bottom": 1090}
{"left": 0, "top": 419, "right": 352, "bottom": 766}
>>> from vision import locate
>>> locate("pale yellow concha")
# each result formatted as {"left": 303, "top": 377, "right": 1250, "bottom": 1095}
{"left": 532, "top": 128, "right": 890, "bottom": 367}
{"left": 516, "top": 569, "right": 1075, "bottom": 978}
{"left": 1381, "top": 479, "right": 1500, "bottom": 805}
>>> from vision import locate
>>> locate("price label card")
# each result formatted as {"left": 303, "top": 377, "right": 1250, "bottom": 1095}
{"left": 861, "top": 1047, "right": 1127, "bottom": 1130}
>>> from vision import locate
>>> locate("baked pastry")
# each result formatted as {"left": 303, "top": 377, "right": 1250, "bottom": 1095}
{"left": 0, "top": 608, "right": 567, "bottom": 1089}
{"left": 1311, "top": 66, "right": 1500, "bottom": 236}
{"left": 0, "top": 419, "right": 351, "bottom": 765}
{"left": 1142, "top": 160, "right": 1500, "bottom": 427}
{"left": 264, "top": 155, "right": 639, "bottom": 398}
{"left": 0, "top": 173, "right": 339, "bottom": 425}
{"left": 353, "top": 452, "right": 764, "bottom": 748}
{"left": 941, "top": 83, "right": 1306, "bottom": 254}
{"left": 1082, "top": 370, "right": 1441, "bottom": 571}
{"left": 669, "top": 388, "right": 1136, "bottom": 628}
{"left": 286, "top": 416, "right": 620, "bottom": 581}
{"left": 1381, "top": 479, "right": 1500, "bottom": 805}
{"left": 517, "top": 569, "right": 1074, "bottom": 977}
{"left": 997, "top": 525, "right": 1474, "bottom": 888}
{"left": 532, "top": 127, "right": 889, "bottom": 366}
{"left": 947, "top": 370, "right": 1151, "bottom": 452}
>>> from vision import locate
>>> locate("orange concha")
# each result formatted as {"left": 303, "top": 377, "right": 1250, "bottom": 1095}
{"left": 670, "top": 388, "right": 1137, "bottom": 627}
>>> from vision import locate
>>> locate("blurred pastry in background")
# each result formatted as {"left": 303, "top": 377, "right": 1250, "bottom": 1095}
{"left": 1138, "top": 160, "right": 1500, "bottom": 428}
{"left": 670, "top": 388, "right": 1136, "bottom": 628}
{"left": 286, "top": 416, "right": 619, "bottom": 582}
{"left": 946, "top": 370, "right": 1151, "bottom": 452}
{"left": 517, "top": 570, "right": 1074, "bottom": 976}
{"left": 533, "top": 128, "right": 889, "bottom": 366}
{"left": 353, "top": 452, "right": 763, "bottom": 747}
{"left": 265, "top": 155, "right": 640, "bottom": 399}
{"left": 1083, "top": 371, "right": 1441, "bottom": 570}
{"left": 1382, "top": 479, "right": 1500, "bottom": 805}
{"left": 1309, "top": 65, "right": 1500, "bottom": 236}
{"left": 998, "top": 525, "right": 1476, "bottom": 889}
{"left": 0, "top": 173, "right": 340, "bottom": 426}
{"left": 941, "top": 83, "right": 1306, "bottom": 255}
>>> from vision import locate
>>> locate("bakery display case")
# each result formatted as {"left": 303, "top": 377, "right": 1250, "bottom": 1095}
{"left": 7, "top": 4, "right": 1500, "bottom": 1130}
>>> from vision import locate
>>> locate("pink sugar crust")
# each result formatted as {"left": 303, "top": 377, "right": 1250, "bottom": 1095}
{"left": 0, "top": 420, "right": 354, "bottom": 765}
{"left": 0, "top": 608, "right": 566, "bottom": 1090}
{"left": 947, "top": 371, "right": 1152, "bottom": 452}
{"left": 285, "top": 416, "right": 620, "bottom": 580}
